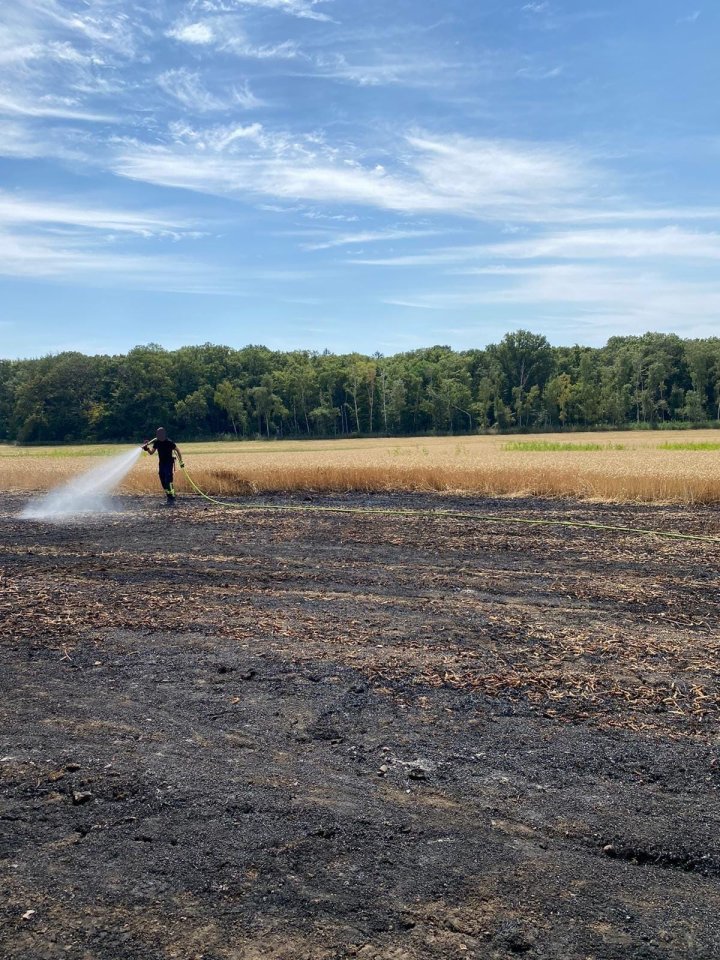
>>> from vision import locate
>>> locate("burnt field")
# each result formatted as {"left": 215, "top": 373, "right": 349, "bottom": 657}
{"left": 1, "top": 491, "right": 719, "bottom": 960}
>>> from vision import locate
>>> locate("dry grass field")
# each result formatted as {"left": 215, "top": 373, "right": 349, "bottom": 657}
{"left": 2, "top": 430, "right": 720, "bottom": 504}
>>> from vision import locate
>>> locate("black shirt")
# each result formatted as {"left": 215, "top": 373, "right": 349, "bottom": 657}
{"left": 151, "top": 438, "right": 177, "bottom": 465}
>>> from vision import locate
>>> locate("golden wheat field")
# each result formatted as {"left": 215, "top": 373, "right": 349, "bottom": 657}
{"left": 2, "top": 431, "right": 720, "bottom": 503}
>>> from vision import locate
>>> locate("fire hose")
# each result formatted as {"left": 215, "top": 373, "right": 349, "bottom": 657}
{"left": 178, "top": 463, "right": 720, "bottom": 545}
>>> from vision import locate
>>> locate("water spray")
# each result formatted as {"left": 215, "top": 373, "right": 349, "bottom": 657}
{"left": 20, "top": 447, "right": 143, "bottom": 521}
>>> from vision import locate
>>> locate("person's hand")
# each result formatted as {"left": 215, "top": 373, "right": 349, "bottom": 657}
{"left": 179, "top": 460, "right": 185, "bottom": 468}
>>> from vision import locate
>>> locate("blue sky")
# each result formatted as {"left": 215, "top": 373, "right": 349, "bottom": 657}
{"left": 1, "top": 0, "right": 719, "bottom": 358}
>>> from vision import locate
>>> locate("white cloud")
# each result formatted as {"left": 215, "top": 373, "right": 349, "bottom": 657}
{"left": 313, "top": 52, "right": 453, "bottom": 87}
{"left": 407, "top": 134, "right": 594, "bottom": 215}
{"left": 1, "top": 1, "right": 717, "bottom": 340}
{"left": 198, "top": 0, "right": 334, "bottom": 21}
{"left": 0, "top": 115, "right": 106, "bottom": 164}
{"left": 167, "top": 20, "right": 216, "bottom": 44}
{"left": 0, "top": 190, "right": 239, "bottom": 292}
{"left": 166, "top": 119, "right": 266, "bottom": 150}
{"left": 233, "top": 81, "right": 264, "bottom": 108}
{"left": 0, "top": 119, "right": 51, "bottom": 157}
{"left": 0, "top": 191, "right": 197, "bottom": 238}
{"left": 357, "top": 227, "right": 720, "bottom": 267}
{"left": 367, "top": 221, "right": 720, "bottom": 338}
{"left": 0, "top": 1, "right": 146, "bottom": 136}
{"left": 539, "top": 206, "right": 720, "bottom": 223}
{"left": 677, "top": 10, "right": 701, "bottom": 24}
{"left": 0, "top": 45, "right": 39, "bottom": 67}
{"left": 112, "top": 126, "right": 602, "bottom": 222}
{"left": 302, "top": 228, "right": 444, "bottom": 250}
{"left": 158, "top": 69, "right": 223, "bottom": 111}
{"left": 166, "top": 15, "right": 302, "bottom": 59}
{"left": 382, "top": 262, "right": 720, "bottom": 337}
{"left": 240, "top": 39, "right": 302, "bottom": 58}
{"left": 0, "top": 90, "right": 116, "bottom": 122}
{"left": 0, "top": 186, "right": 222, "bottom": 290}
{"left": 5, "top": 0, "right": 147, "bottom": 60}
{"left": 383, "top": 298, "right": 439, "bottom": 310}
{"left": 115, "top": 146, "right": 421, "bottom": 211}
{"left": 481, "top": 227, "right": 720, "bottom": 261}
{"left": 0, "top": 228, "right": 262, "bottom": 295}
{"left": 0, "top": 229, "right": 159, "bottom": 279}
{"left": 157, "top": 68, "right": 262, "bottom": 112}
{"left": 515, "top": 64, "right": 563, "bottom": 80}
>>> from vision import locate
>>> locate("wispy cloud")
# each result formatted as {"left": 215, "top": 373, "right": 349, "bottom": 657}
{"left": 383, "top": 262, "right": 720, "bottom": 337}
{"left": 0, "top": 1, "right": 145, "bottom": 135}
{"left": 534, "top": 206, "right": 720, "bottom": 224}
{"left": 355, "top": 227, "right": 720, "bottom": 267}
{"left": 0, "top": 191, "right": 239, "bottom": 292}
{"left": 112, "top": 125, "right": 599, "bottom": 221}
{"left": 158, "top": 69, "right": 224, "bottom": 111}
{"left": 157, "top": 69, "right": 263, "bottom": 112}
{"left": 312, "top": 52, "right": 455, "bottom": 87}
{"left": 233, "top": 81, "right": 264, "bottom": 108}
{"left": 0, "top": 90, "right": 116, "bottom": 122}
{"left": 301, "top": 228, "right": 444, "bottom": 250}
{"left": 480, "top": 227, "right": 720, "bottom": 262}
{"left": 519, "top": 2, "right": 607, "bottom": 31}
{"left": 515, "top": 64, "right": 563, "bottom": 80}
{"left": 240, "top": 39, "right": 302, "bottom": 58}
{"left": 0, "top": 119, "right": 46, "bottom": 157}
{"left": 0, "top": 191, "right": 197, "bottom": 237}
{"left": 165, "top": 119, "right": 266, "bottom": 150}
{"left": 4, "top": 0, "right": 148, "bottom": 61}
{"left": 407, "top": 133, "right": 595, "bottom": 215}
{"left": 167, "top": 20, "right": 216, "bottom": 45}
{"left": 167, "top": 15, "right": 303, "bottom": 58}
{"left": 1, "top": 0, "right": 718, "bottom": 351}
{"left": 0, "top": 116, "right": 99, "bottom": 163}
{"left": 0, "top": 230, "right": 178, "bottom": 283}
{"left": 0, "top": 37, "right": 95, "bottom": 69}
{"left": 196, "top": 0, "right": 334, "bottom": 22}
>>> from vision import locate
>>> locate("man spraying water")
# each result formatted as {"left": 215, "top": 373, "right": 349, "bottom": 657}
{"left": 142, "top": 427, "right": 184, "bottom": 504}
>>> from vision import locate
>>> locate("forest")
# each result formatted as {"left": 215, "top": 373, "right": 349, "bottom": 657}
{"left": 2, "top": 330, "right": 720, "bottom": 443}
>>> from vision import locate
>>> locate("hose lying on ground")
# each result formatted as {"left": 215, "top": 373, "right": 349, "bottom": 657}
{"left": 179, "top": 464, "right": 720, "bottom": 545}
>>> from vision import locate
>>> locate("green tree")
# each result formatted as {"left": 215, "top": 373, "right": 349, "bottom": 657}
{"left": 487, "top": 331, "right": 554, "bottom": 427}
{"left": 682, "top": 390, "right": 706, "bottom": 422}
{"left": 545, "top": 373, "right": 576, "bottom": 426}
{"left": 250, "top": 375, "right": 289, "bottom": 437}
{"left": 110, "top": 345, "right": 176, "bottom": 439}
{"left": 214, "top": 380, "right": 248, "bottom": 436}
{"left": 175, "top": 387, "right": 212, "bottom": 435}
{"left": 281, "top": 355, "right": 319, "bottom": 435}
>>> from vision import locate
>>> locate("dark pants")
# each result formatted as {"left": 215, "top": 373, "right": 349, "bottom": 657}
{"left": 159, "top": 461, "right": 174, "bottom": 494}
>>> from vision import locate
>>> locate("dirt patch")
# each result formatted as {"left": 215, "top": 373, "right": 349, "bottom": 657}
{"left": 1, "top": 491, "right": 719, "bottom": 959}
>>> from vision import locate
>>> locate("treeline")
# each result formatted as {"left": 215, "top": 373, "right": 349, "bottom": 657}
{"left": 2, "top": 331, "right": 720, "bottom": 443}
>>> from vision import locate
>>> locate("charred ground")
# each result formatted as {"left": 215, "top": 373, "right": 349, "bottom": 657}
{"left": 1, "top": 492, "right": 719, "bottom": 960}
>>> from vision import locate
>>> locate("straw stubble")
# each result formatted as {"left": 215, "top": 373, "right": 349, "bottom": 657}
{"left": 2, "top": 432, "right": 720, "bottom": 504}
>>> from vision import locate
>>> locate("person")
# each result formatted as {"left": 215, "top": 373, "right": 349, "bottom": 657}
{"left": 142, "top": 427, "right": 184, "bottom": 503}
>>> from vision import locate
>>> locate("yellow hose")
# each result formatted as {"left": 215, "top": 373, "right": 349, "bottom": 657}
{"left": 179, "top": 465, "right": 720, "bottom": 545}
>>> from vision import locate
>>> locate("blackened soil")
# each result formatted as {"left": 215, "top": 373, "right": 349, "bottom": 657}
{"left": 1, "top": 491, "right": 719, "bottom": 960}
